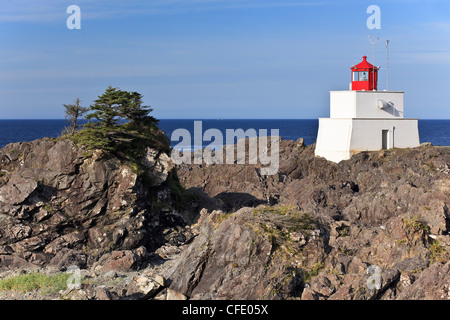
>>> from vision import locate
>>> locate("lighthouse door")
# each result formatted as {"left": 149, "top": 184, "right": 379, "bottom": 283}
{"left": 382, "top": 130, "right": 389, "bottom": 149}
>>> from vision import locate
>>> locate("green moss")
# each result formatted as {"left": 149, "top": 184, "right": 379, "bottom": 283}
{"left": 303, "top": 263, "right": 325, "bottom": 283}
{"left": 43, "top": 204, "right": 55, "bottom": 213}
{"left": 249, "top": 206, "right": 317, "bottom": 260}
{"left": 213, "top": 211, "right": 234, "bottom": 229}
{"left": 252, "top": 206, "right": 315, "bottom": 233}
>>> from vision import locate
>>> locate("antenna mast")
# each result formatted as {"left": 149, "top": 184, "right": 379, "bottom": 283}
{"left": 368, "top": 35, "right": 379, "bottom": 91}
{"left": 386, "top": 40, "right": 390, "bottom": 91}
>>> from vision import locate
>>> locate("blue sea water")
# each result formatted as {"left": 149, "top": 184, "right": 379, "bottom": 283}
{"left": 0, "top": 119, "right": 449, "bottom": 150}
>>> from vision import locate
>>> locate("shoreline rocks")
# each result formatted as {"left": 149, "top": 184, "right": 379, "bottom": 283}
{"left": 0, "top": 138, "right": 192, "bottom": 274}
{"left": 0, "top": 136, "right": 449, "bottom": 300}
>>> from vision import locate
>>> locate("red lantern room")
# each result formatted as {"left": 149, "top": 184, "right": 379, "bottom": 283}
{"left": 350, "top": 55, "right": 379, "bottom": 91}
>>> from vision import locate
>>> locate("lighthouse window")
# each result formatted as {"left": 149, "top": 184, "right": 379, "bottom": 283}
{"left": 353, "top": 72, "right": 369, "bottom": 81}
{"left": 360, "top": 72, "right": 368, "bottom": 81}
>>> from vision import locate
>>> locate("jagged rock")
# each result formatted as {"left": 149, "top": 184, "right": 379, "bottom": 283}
{"left": 0, "top": 175, "right": 38, "bottom": 206}
{"left": 396, "top": 261, "right": 450, "bottom": 300}
{"left": 96, "top": 247, "right": 147, "bottom": 273}
{"left": 165, "top": 207, "right": 313, "bottom": 300}
{"left": 142, "top": 147, "right": 175, "bottom": 185}
{"left": 300, "top": 286, "right": 319, "bottom": 300}
{"left": 94, "top": 287, "right": 114, "bottom": 300}
{"left": 310, "top": 275, "right": 335, "bottom": 298}
{"left": 123, "top": 274, "right": 164, "bottom": 300}
{"left": 0, "top": 137, "right": 188, "bottom": 272}
{"left": 166, "top": 288, "right": 188, "bottom": 300}
{"left": 48, "top": 249, "right": 87, "bottom": 271}
{"left": 1, "top": 135, "right": 449, "bottom": 300}
{"left": 171, "top": 139, "right": 450, "bottom": 300}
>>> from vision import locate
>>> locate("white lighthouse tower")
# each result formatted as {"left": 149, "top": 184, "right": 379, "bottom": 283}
{"left": 314, "top": 55, "right": 420, "bottom": 163}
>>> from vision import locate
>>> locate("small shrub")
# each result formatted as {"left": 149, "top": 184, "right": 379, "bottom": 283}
{"left": 403, "top": 217, "right": 430, "bottom": 234}
{"left": 303, "top": 263, "right": 325, "bottom": 283}
{"left": 402, "top": 217, "right": 430, "bottom": 246}
{"left": 429, "top": 240, "right": 449, "bottom": 264}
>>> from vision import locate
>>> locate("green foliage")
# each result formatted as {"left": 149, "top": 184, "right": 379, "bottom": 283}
{"left": 250, "top": 206, "right": 316, "bottom": 255}
{"left": 0, "top": 273, "right": 71, "bottom": 293}
{"left": 69, "top": 127, "right": 116, "bottom": 152}
{"left": 252, "top": 206, "right": 315, "bottom": 233}
{"left": 85, "top": 86, "right": 124, "bottom": 128}
{"left": 400, "top": 216, "right": 430, "bottom": 246}
{"left": 85, "top": 86, "right": 158, "bottom": 130}
{"left": 63, "top": 97, "right": 87, "bottom": 136}
{"left": 43, "top": 204, "right": 55, "bottom": 213}
{"left": 403, "top": 217, "right": 430, "bottom": 234}
{"left": 303, "top": 263, "right": 325, "bottom": 283}
{"left": 337, "top": 225, "right": 350, "bottom": 237}
{"left": 65, "top": 86, "right": 168, "bottom": 173}
{"left": 429, "top": 240, "right": 450, "bottom": 264}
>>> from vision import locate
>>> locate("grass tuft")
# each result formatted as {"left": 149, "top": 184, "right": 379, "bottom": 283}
{"left": 0, "top": 272, "right": 71, "bottom": 294}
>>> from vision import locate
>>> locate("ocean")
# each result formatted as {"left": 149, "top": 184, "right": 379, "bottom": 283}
{"left": 0, "top": 119, "right": 449, "bottom": 150}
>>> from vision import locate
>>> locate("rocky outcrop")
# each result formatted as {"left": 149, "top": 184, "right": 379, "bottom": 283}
{"left": 163, "top": 206, "right": 327, "bottom": 300}
{"left": 178, "top": 139, "right": 450, "bottom": 229}
{"left": 0, "top": 138, "right": 192, "bottom": 273}
{"left": 396, "top": 260, "right": 450, "bottom": 300}
{"left": 0, "top": 135, "right": 449, "bottom": 300}
{"left": 173, "top": 139, "right": 450, "bottom": 300}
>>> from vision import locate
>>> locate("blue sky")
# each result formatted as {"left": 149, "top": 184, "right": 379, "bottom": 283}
{"left": 0, "top": 0, "right": 449, "bottom": 119}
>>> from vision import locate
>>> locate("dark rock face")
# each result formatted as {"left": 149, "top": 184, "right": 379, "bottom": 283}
{"left": 0, "top": 136, "right": 449, "bottom": 301}
{"left": 178, "top": 140, "right": 450, "bottom": 230}
{"left": 173, "top": 140, "right": 450, "bottom": 300}
{"left": 165, "top": 208, "right": 312, "bottom": 300}
{"left": 396, "top": 260, "right": 450, "bottom": 299}
{"left": 0, "top": 138, "right": 188, "bottom": 272}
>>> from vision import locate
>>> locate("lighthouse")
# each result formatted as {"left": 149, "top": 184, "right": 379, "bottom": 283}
{"left": 314, "top": 55, "right": 420, "bottom": 163}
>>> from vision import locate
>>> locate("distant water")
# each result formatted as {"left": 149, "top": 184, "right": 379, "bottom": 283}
{"left": 0, "top": 119, "right": 449, "bottom": 149}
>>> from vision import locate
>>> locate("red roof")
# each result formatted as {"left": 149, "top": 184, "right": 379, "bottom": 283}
{"left": 351, "top": 56, "right": 379, "bottom": 71}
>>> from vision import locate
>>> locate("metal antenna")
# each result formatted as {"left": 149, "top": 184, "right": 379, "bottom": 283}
{"left": 386, "top": 40, "right": 390, "bottom": 91}
{"left": 368, "top": 35, "right": 379, "bottom": 91}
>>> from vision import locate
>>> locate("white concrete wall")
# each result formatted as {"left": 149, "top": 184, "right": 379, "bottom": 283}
{"left": 355, "top": 91, "right": 404, "bottom": 118}
{"left": 315, "top": 118, "right": 420, "bottom": 163}
{"left": 330, "top": 91, "right": 404, "bottom": 119}
{"left": 315, "top": 118, "right": 352, "bottom": 163}
{"left": 330, "top": 91, "right": 355, "bottom": 118}
{"left": 350, "top": 119, "right": 419, "bottom": 152}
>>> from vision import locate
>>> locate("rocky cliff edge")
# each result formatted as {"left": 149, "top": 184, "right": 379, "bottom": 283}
{"left": 0, "top": 137, "right": 449, "bottom": 300}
